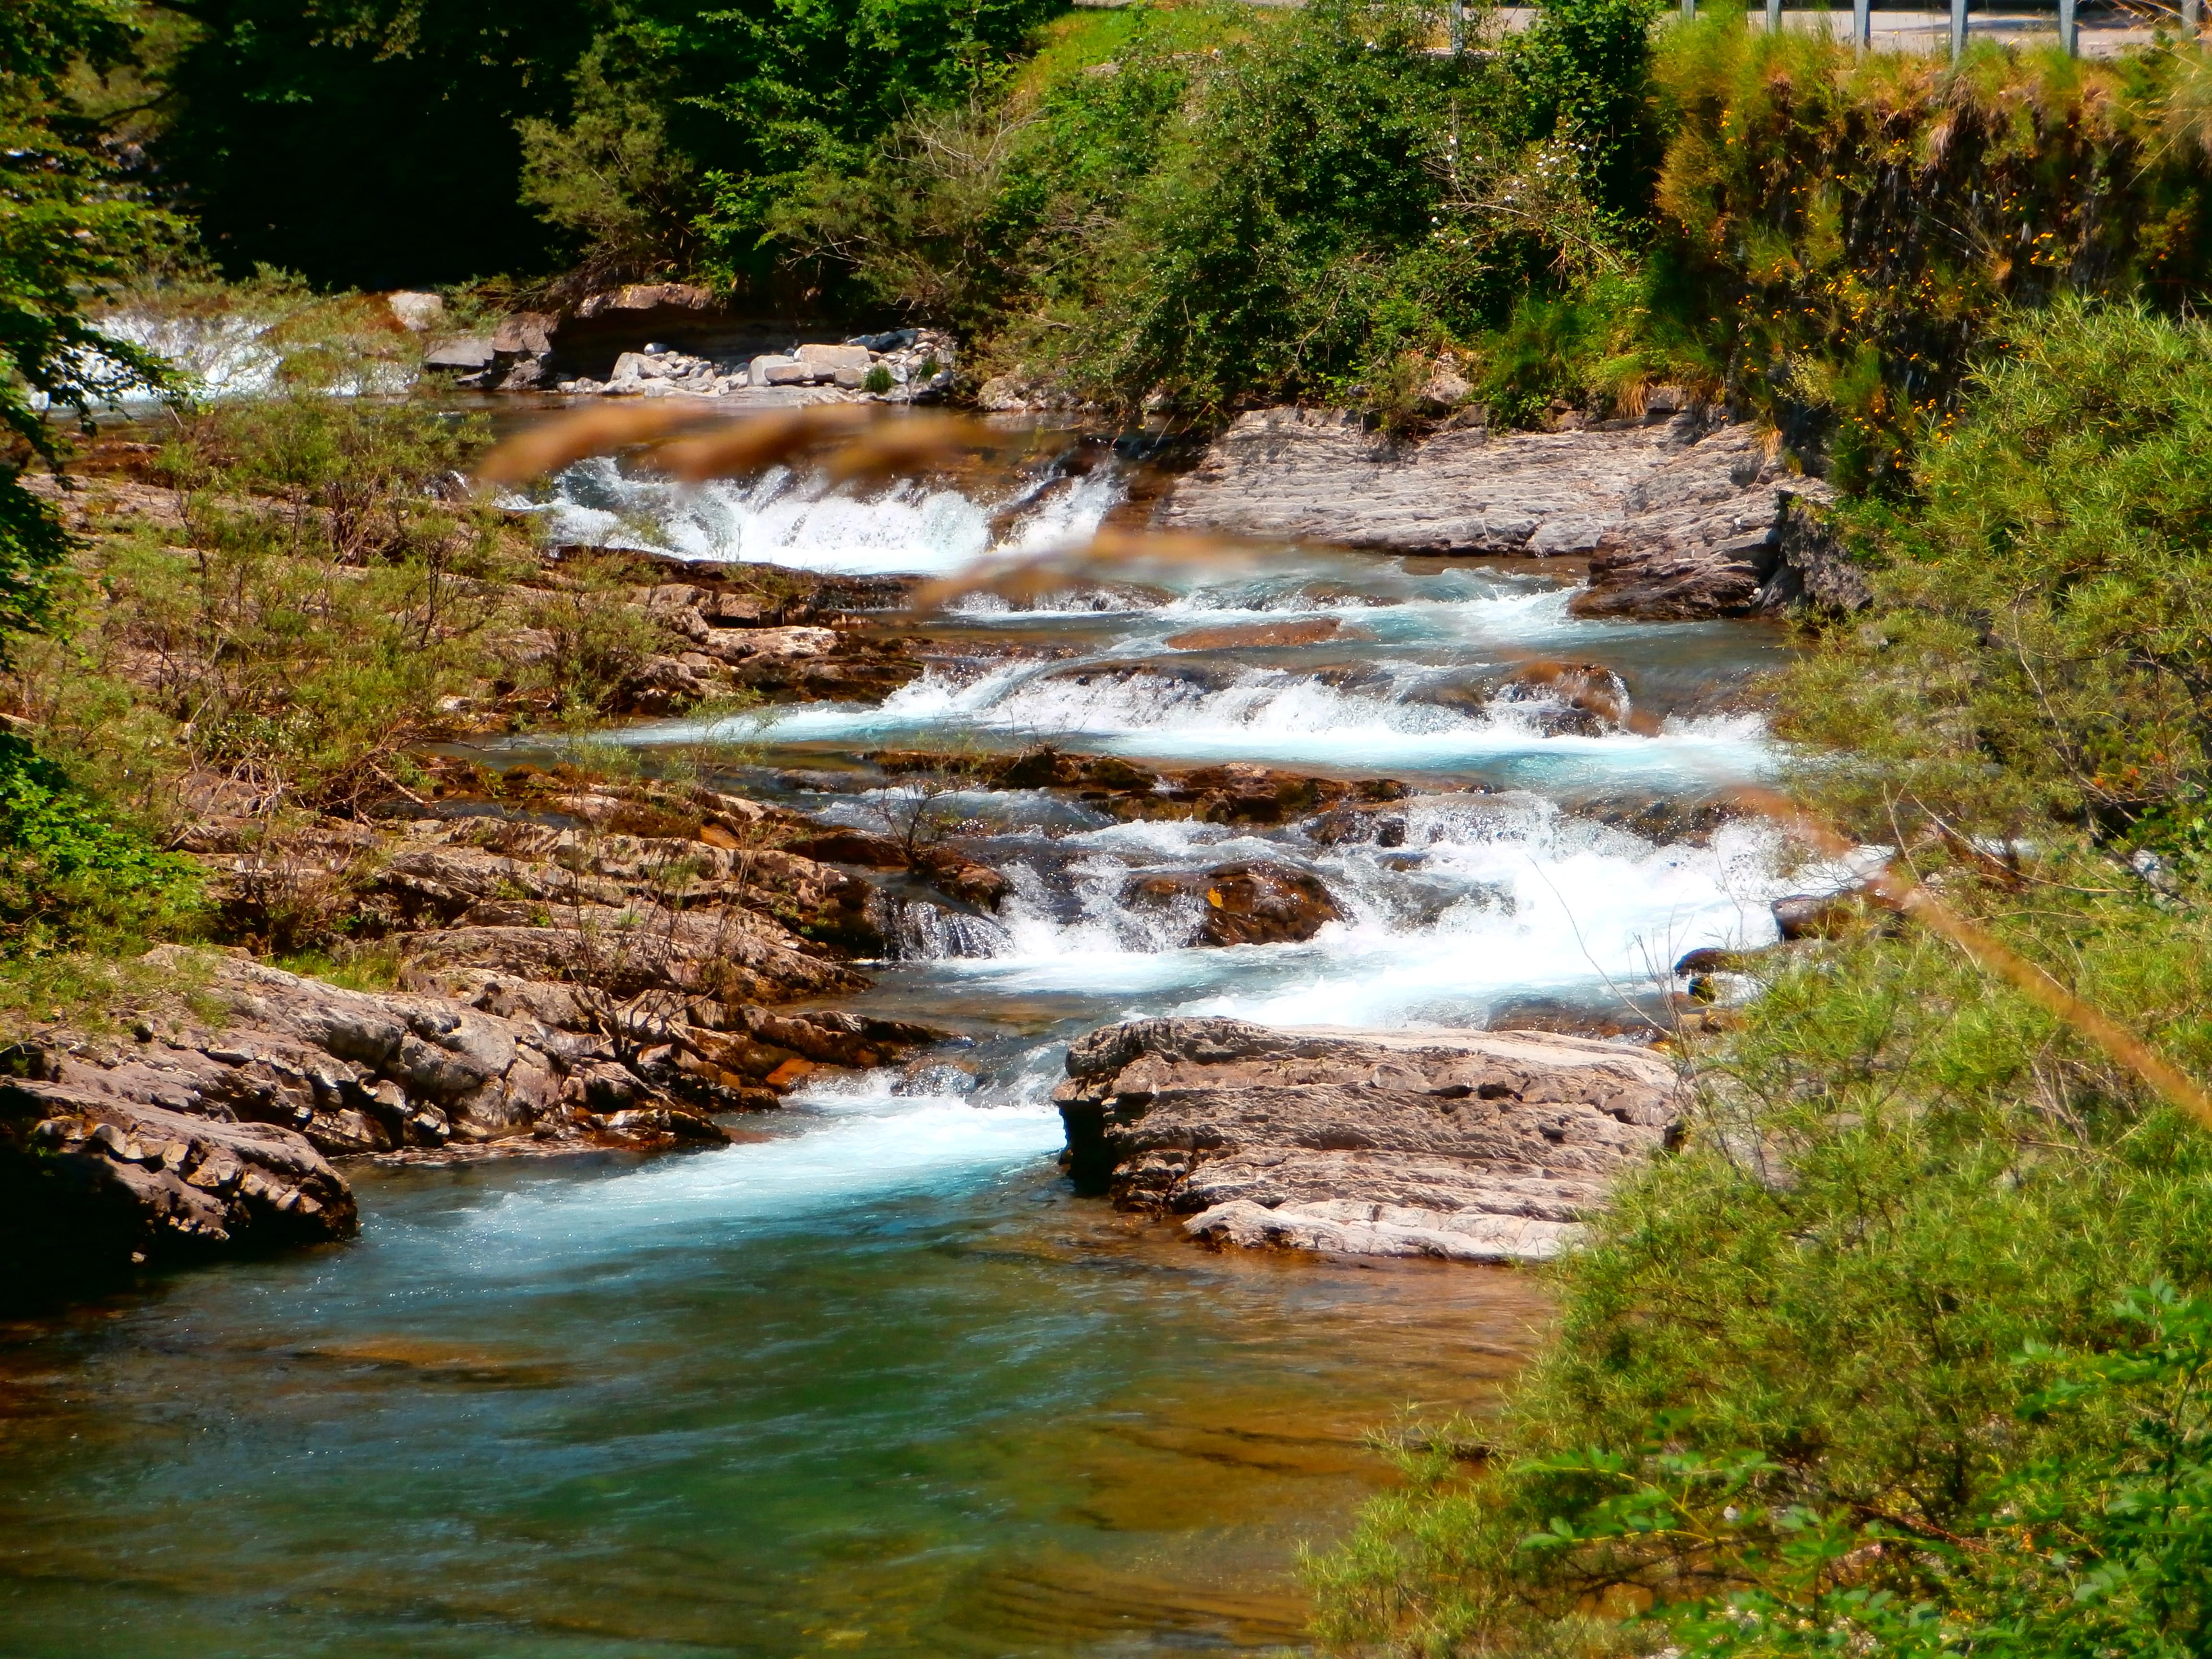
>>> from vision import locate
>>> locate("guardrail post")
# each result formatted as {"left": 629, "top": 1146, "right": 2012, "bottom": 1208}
{"left": 1950, "top": 0, "right": 1968, "bottom": 55}
{"left": 1853, "top": 0, "right": 1871, "bottom": 48}
{"left": 1767, "top": 0, "right": 1782, "bottom": 34}
{"left": 1448, "top": 0, "right": 1465, "bottom": 53}
{"left": 2059, "top": 0, "right": 2078, "bottom": 53}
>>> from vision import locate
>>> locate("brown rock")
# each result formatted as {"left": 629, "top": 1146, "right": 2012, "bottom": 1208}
{"left": 784, "top": 828, "right": 911, "bottom": 867}
{"left": 0, "top": 1074, "right": 356, "bottom": 1303}
{"left": 1163, "top": 618, "right": 1346, "bottom": 651}
{"left": 1054, "top": 1018, "right": 1682, "bottom": 1262}
{"left": 1122, "top": 860, "right": 1342, "bottom": 947}
{"left": 1158, "top": 408, "right": 1835, "bottom": 620}
{"left": 908, "top": 845, "right": 1011, "bottom": 910}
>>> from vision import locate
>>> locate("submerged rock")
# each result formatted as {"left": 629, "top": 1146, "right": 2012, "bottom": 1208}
{"left": 1055, "top": 1017, "right": 1682, "bottom": 1262}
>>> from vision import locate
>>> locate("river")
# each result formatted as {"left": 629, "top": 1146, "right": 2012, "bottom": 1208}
{"left": 0, "top": 439, "right": 1803, "bottom": 1657}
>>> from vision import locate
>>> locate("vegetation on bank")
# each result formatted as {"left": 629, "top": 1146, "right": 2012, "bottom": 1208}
{"left": 1309, "top": 300, "right": 2212, "bottom": 1656}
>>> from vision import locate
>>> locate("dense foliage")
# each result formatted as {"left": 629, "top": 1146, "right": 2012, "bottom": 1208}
{"left": 156, "top": 0, "right": 1060, "bottom": 289}
{"left": 1, "top": 0, "right": 174, "bottom": 649}
{"left": 1646, "top": 25, "right": 2212, "bottom": 488}
{"left": 157, "top": 0, "right": 594, "bottom": 288}
{"left": 1309, "top": 302, "right": 2212, "bottom": 1658}
{"left": 775, "top": 0, "right": 1665, "bottom": 416}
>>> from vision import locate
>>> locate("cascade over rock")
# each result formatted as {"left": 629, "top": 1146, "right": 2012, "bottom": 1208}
{"left": 1055, "top": 1017, "right": 1683, "bottom": 1262}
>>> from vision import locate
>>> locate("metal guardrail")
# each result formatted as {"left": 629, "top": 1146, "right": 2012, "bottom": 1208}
{"left": 1672, "top": 0, "right": 2195, "bottom": 57}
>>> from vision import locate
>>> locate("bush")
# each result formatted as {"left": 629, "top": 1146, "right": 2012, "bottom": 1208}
{"left": 1784, "top": 300, "right": 2212, "bottom": 840}
{"left": 1647, "top": 24, "right": 2212, "bottom": 487}
{"left": 783, "top": 0, "right": 1653, "bottom": 416}
{"left": 0, "top": 734, "right": 200, "bottom": 949}
{"left": 1308, "top": 301, "right": 2212, "bottom": 1659}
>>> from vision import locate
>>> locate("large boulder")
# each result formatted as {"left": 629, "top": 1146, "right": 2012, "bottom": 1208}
{"left": 1054, "top": 1018, "right": 1682, "bottom": 1262}
{"left": 1, "top": 1056, "right": 357, "bottom": 1305}
{"left": 1156, "top": 407, "right": 1839, "bottom": 620}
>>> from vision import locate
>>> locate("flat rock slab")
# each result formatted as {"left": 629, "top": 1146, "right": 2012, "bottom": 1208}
{"left": 1155, "top": 408, "right": 1835, "bottom": 620}
{"left": 1055, "top": 1017, "right": 1682, "bottom": 1262}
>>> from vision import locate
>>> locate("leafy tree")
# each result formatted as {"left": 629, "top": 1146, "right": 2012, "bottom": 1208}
{"left": 157, "top": 0, "right": 598, "bottom": 287}
{"left": 2, "top": 0, "right": 176, "bottom": 655}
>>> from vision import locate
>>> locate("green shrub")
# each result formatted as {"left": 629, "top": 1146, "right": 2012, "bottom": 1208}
{"left": 1785, "top": 300, "right": 2212, "bottom": 840}
{"left": 1, "top": 0, "right": 177, "bottom": 658}
{"left": 783, "top": 0, "right": 1650, "bottom": 416}
{"left": 0, "top": 734, "right": 200, "bottom": 948}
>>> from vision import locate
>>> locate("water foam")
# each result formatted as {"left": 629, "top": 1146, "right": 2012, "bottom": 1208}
{"left": 902, "top": 807, "right": 1839, "bottom": 1030}
{"left": 445, "top": 1076, "right": 1062, "bottom": 1270}
{"left": 529, "top": 455, "right": 1127, "bottom": 577}
{"left": 644, "top": 659, "right": 1775, "bottom": 790}
{"left": 74, "top": 310, "right": 412, "bottom": 403}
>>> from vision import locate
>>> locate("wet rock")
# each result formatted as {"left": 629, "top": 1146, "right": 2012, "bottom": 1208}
{"left": 1159, "top": 408, "right": 1832, "bottom": 620}
{"left": 860, "top": 746, "right": 1405, "bottom": 828}
{"left": 1122, "top": 861, "right": 1343, "bottom": 947}
{"left": 1756, "top": 492, "right": 1874, "bottom": 614}
{"left": 1055, "top": 1017, "right": 1683, "bottom": 1262}
{"left": 1493, "top": 661, "right": 1635, "bottom": 736}
{"left": 1772, "top": 890, "right": 1891, "bottom": 941}
{"left": 783, "top": 828, "right": 912, "bottom": 868}
{"left": 1162, "top": 617, "right": 1348, "bottom": 651}
{"left": 908, "top": 844, "right": 1012, "bottom": 910}
{"left": 1674, "top": 946, "right": 1756, "bottom": 975}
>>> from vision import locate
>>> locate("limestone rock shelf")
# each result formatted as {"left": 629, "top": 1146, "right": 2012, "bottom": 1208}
{"left": 1155, "top": 407, "right": 1851, "bottom": 621}
{"left": 1055, "top": 1017, "right": 1683, "bottom": 1262}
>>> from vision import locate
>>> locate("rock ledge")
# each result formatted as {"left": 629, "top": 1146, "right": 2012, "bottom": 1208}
{"left": 1055, "top": 1017, "right": 1682, "bottom": 1262}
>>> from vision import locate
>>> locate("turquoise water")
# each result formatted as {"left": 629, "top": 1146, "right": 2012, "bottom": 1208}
{"left": 0, "top": 1109, "right": 1547, "bottom": 1657}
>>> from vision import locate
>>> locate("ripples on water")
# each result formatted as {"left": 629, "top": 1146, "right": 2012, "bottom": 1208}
{"left": 0, "top": 448, "right": 1824, "bottom": 1657}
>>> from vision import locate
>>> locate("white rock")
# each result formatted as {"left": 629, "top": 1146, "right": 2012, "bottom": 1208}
{"left": 387, "top": 291, "right": 445, "bottom": 332}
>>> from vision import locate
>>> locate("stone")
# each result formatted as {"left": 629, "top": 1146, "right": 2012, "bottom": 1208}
{"left": 783, "top": 829, "right": 912, "bottom": 868}
{"left": 1121, "top": 860, "right": 1342, "bottom": 947}
{"left": 796, "top": 343, "right": 872, "bottom": 377}
{"left": 908, "top": 845, "right": 1011, "bottom": 910}
{"left": 423, "top": 336, "right": 497, "bottom": 372}
{"left": 1772, "top": 890, "right": 1890, "bottom": 941}
{"left": 1054, "top": 1018, "right": 1683, "bottom": 1262}
{"left": 387, "top": 291, "right": 445, "bottom": 332}
{"left": 1756, "top": 491, "right": 1873, "bottom": 614}
{"left": 749, "top": 356, "right": 809, "bottom": 388}
{"left": 695, "top": 624, "right": 839, "bottom": 664}
{"left": 576, "top": 283, "right": 715, "bottom": 319}
{"left": 1416, "top": 358, "right": 1473, "bottom": 414}
{"left": 1493, "top": 661, "right": 1634, "bottom": 735}
{"left": 1163, "top": 618, "right": 1344, "bottom": 650}
{"left": 1157, "top": 408, "right": 1834, "bottom": 620}
{"left": 492, "top": 312, "right": 555, "bottom": 358}
{"left": 1, "top": 1079, "right": 356, "bottom": 1302}
{"left": 976, "top": 374, "right": 1035, "bottom": 413}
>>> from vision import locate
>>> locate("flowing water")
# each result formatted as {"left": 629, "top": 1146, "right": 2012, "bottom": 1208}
{"left": 0, "top": 445, "right": 1826, "bottom": 1657}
